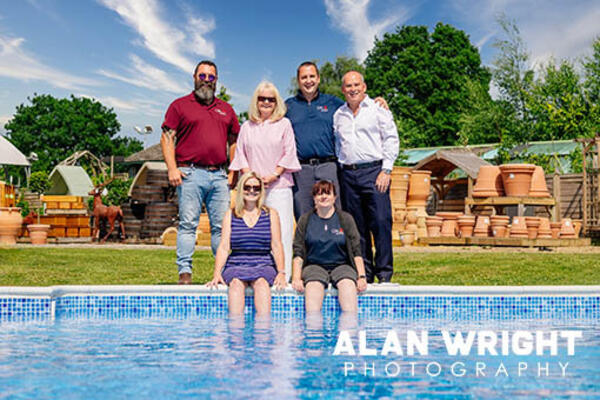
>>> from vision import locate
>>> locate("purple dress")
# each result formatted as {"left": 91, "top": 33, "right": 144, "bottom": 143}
{"left": 222, "top": 209, "right": 277, "bottom": 285}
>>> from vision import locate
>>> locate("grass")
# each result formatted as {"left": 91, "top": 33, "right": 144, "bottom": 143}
{"left": 1, "top": 247, "right": 599, "bottom": 286}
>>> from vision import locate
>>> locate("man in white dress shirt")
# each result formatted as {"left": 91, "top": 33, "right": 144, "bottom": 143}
{"left": 333, "top": 71, "right": 399, "bottom": 283}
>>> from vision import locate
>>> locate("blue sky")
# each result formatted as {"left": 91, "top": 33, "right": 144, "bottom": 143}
{"left": 1, "top": 0, "right": 599, "bottom": 148}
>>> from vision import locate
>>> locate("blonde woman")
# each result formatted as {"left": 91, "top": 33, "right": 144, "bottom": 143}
{"left": 208, "top": 171, "right": 286, "bottom": 315}
{"left": 229, "top": 81, "right": 301, "bottom": 279}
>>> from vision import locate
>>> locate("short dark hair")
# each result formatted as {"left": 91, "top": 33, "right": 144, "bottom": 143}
{"left": 312, "top": 180, "right": 336, "bottom": 197}
{"left": 296, "top": 61, "right": 319, "bottom": 79}
{"left": 194, "top": 60, "right": 218, "bottom": 76}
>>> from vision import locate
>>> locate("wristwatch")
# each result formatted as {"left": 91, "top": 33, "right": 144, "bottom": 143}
{"left": 382, "top": 168, "right": 392, "bottom": 175}
{"left": 358, "top": 275, "right": 367, "bottom": 279}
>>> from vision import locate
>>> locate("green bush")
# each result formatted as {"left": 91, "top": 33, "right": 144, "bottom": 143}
{"left": 29, "top": 171, "right": 50, "bottom": 195}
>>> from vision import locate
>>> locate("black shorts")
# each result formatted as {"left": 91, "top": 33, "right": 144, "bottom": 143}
{"left": 301, "top": 264, "right": 357, "bottom": 288}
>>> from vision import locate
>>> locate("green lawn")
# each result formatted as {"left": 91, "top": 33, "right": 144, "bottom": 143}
{"left": 1, "top": 247, "right": 599, "bottom": 286}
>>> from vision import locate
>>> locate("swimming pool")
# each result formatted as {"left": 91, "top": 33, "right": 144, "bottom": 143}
{"left": 1, "top": 286, "right": 599, "bottom": 399}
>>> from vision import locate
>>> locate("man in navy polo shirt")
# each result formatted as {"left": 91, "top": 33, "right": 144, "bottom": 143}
{"left": 161, "top": 60, "right": 240, "bottom": 285}
{"left": 285, "top": 61, "right": 389, "bottom": 220}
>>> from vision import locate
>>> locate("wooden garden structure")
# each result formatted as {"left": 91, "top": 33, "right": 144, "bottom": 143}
{"left": 576, "top": 135, "right": 600, "bottom": 235}
{"left": 412, "top": 149, "right": 491, "bottom": 213}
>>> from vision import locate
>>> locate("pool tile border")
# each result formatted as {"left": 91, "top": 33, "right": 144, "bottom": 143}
{"left": 1, "top": 285, "right": 599, "bottom": 322}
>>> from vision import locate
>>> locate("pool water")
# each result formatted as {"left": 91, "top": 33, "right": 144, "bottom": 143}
{"left": 1, "top": 315, "right": 599, "bottom": 399}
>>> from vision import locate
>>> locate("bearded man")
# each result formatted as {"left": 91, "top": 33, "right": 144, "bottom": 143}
{"left": 161, "top": 60, "right": 240, "bottom": 284}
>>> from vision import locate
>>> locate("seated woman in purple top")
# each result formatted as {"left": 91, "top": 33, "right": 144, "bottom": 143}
{"left": 208, "top": 171, "right": 287, "bottom": 315}
{"left": 229, "top": 81, "right": 301, "bottom": 281}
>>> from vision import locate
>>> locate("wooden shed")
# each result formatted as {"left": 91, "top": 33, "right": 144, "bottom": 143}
{"left": 413, "top": 149, "right": 491, "bottom": 212}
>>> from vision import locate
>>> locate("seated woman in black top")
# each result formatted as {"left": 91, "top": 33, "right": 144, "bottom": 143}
{"left": 292, "top": 180, "right": 367, "bottom": 312}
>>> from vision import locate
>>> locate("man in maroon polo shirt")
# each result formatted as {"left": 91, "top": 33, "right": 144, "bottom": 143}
{"left": 161, "top": 60, "right": 240, "bottom": 284}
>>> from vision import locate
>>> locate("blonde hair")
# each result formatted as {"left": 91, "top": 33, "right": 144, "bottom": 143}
{"left": 248, "top": 81, "right": 287, "bottom": 123}
{"left": 233, "top": 171, "right": 269, "bottom": 218}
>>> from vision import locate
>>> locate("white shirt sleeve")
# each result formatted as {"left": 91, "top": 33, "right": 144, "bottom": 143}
{"left": 376, "top": 106, "right": 399, "bottom": 170}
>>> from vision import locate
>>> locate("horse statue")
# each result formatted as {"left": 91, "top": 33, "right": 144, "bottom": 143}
{"left": 89, "top": 178, "right": 125, "bottom": 243}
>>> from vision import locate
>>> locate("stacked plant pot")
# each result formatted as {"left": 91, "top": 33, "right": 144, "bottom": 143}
{"left": 509, "top": 216, "right": 528, "bottom": 238}
{"left": 490, "top": 215, "right": 510, "bottom": 238}
{"left": 436, "top": 212, "right": 460, "bottom": 237}
{"left": 499, "top": 164, "right": 537, "bottom": 197}
{"left": 559, "top": 218, "right": 576, "bottom": 239}
{"left": 457, "top": 214, "right": 476, "bottom": 237}
{"left": 473, "top": 215, "right": 491, "bottom": 237}
{"left": 390, "top": 167, "right": 411, "bottom": 234}
{"left": 525, "top": 217, "right": 540, "bottom": 239}
{"left": 0, "top": 207, "right": 23, "bottom": 245}
{"left": 425, "top": 215, "right": 443, "bottom": 237}
{"left": 406, "top": 170, "right": 431, "bottom": 215}
{"left": 537, "top": 217, "right": 552, "bottom": 239}
{"left": 472, "top": 166, "right": 504, "bottom": 197}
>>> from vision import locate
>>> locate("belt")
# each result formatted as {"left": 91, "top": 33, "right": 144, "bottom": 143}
{"left": 342, "top": 160, "right": 383, "bottom": 170}
{"left": 299, "top": 156, "right": 337, "bottom": 166}
{"left": 177, "top": 162, "right": 224, "bottom": 171}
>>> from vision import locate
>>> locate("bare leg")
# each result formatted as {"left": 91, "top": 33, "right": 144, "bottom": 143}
{"left": 228, "top": 278, "right": 247, "bottom": 315}
{"left": 305, "top": 281, "right": 325, "bottom": 312}
{"left": 336, "top": 279, "right": 358, "bottom": 312}
{"left": 251, "top": 278, "right": 271, "bottom": 316}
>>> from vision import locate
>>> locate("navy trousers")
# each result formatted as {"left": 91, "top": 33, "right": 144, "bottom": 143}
{"left": 340, "top": 165, "right": 393, "bottom": 282}
{"left": 292, "top": 161, "right": 341, "bottom": 221}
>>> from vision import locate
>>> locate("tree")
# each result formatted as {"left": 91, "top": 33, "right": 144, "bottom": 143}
{"left": 457, "top": 79, "right": 517, "bottom": 146}
{"left": 491, "top": 15, "right": 535, "bottom": 145}
{"left": 5, "top": 94, "right": 142, "bottom": 173}
{"left": 527, "top": 59, "right": 598, "bottom": 141}
{"left": 584, "top": 36, "right": 600, "bottom": 104}
{"left": 364, "top": 23, "right": 491, "bottom": 148}
{"left": 288, "top": 56, "right": 364, "bottom": 98}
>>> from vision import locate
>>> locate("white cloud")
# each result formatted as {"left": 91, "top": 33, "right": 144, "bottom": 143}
{"left": 97, "top": 54, "right": 188, "bottom": 94}
{"left": 0, "top": 34, "right": 99, "bottom": 90}
{"left": 79, "top": 93, "right": 163, "bottom": 116}
{"left": 450, "top": 0, "right": 600, "bottom": 67}
{"left": 98, "top": 0, "right": 215, "bottom": 74}
{"left": 324, "top": 0, "right": 412, "bottom": 60}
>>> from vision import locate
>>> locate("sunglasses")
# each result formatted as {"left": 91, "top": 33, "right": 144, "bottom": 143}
{"left": 243, "top": 184, "right": 261, "bottom": 193}
{"left": 258, "top": 96, "right": 276, "bottom": 104}
{"left": 197, "top": 73, "right": 216, "bottom": 82}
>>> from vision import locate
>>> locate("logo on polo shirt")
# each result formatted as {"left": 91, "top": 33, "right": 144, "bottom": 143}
{"left": 214, "top": 108, "right": 227, "bottom": 116}
{"left": 316, "top": 105, "right": 329, "bottom": 112}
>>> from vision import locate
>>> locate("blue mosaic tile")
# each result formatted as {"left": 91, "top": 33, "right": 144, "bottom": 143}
{"left": 2, "top": 294, "right": 600, "bottom": 322}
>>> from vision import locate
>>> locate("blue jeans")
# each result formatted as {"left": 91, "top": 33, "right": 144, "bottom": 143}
{"left": 176, "top": 167, "right": 230, "bottom": 275}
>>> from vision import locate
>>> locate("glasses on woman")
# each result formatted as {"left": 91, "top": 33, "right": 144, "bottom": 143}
{"left": 258, "top": 96, "right": 276, "bottom": 104}
{"left": 243, "top": 184, "right": 261, "bottom": 193}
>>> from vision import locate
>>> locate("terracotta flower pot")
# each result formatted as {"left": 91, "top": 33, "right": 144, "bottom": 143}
{"left": 473, "top": 215, "right": 491, "bottom": 237}
{"left": 425, "top": 216, "right": 443, "bottom": 237}
{"left": 28, "top": 224, "right": 51, "bottom": 245}
{"left": 490, "top": 215, "right": 510, "bottom": 238}
{"left": 560, "top": 218, "right": 576, "bottom": 239}
{"left": 0, "top": 207, "right": 23, "bottom": 245}
{"left": 572, "top": 219, "right": 582, "bottom": 237}
{"left": 525, "top": 217, "right": 540, "bottom": 239}
{"left": 509, "top": 216, "right": 528, "bottom": 238}
{"left": 537, "top": 217, "right": 552, "bottom": 239}
{"left": 528, "top": 166, "right": 550, "bottom": 197}
{"left": 390, "top": 167, "right": 411, "bottom": 208}
{"left": 472, "top": 166, "right": 504, "bottom": 197}
{"left": 400, "top": 231, "right": 415, "bottom": 246}
{"left": 407, "top": 170, "right": 432, "bottom": 208}
{"left": 437, "top": 212, "right": 461, "bottom": 237}
{"left": 499, "top": 164, "right": 536, "bottom": 197}
{"left": 550, "top": 222, "right": 562, "bottom": 239}
{"left": 457, "top": 215, "right": 476, "bottom": 237}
